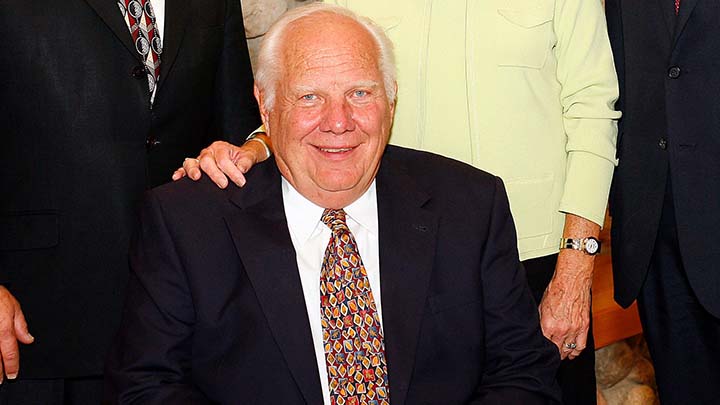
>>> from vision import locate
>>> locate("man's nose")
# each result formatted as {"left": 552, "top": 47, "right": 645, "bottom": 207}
{"left": 319, "top": 99, "right": 356, "bottom": 134}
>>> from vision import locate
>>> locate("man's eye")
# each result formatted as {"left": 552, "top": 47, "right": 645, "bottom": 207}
{"left": 302, "top": 94, "right": 317, "bottom": 101}
{"left": 353, "top": 90, "right": 368, "bottom": 97}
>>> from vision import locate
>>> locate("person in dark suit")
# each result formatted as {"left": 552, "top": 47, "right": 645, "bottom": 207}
{"left": 0, "top": 0, "right": 259, "bottom": 402}
{"left": 105, "top": 4, "right": 560, "bottom": 404}
{"left": 605, "top": 0, "right": 720, "bottom": 402}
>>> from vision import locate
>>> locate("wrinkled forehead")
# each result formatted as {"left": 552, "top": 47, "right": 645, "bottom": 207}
{"left": 279, "top": 13, "right": 381, "bottom": 77}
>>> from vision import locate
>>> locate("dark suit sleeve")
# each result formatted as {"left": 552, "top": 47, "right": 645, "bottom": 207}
{"left": 104, "top": 193, "right": 210, "bottom": 404}
{"left": 214, "top": 0, "right": 261, "bottom": 143}
{"left": 472, "top": 178, "right": 561, "bottom": 404}
{"left": 605, "top": 0, "right": 624, "bottom": 215}
{"left": 605, "top": 0, "right": 624, "bottom": 116}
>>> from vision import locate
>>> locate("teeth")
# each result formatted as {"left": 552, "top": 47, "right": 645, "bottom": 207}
{"left": 320, "top": 148, "right": 352, "bottom": 153}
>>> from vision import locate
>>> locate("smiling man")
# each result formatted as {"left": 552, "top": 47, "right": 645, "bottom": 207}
{"left": 105, "top": 4, "right": 560, "bottom": 404}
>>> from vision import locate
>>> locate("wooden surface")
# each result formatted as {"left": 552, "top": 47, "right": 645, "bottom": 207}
{"left": 592, "top": 254, "right": 643, "bottom": 348}
{"left": 591, "top": 216, "right": 643, "bottom": 349}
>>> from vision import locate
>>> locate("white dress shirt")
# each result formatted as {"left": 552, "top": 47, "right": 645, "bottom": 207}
{"left": 150, "top": 0, "right": 164, "bottom": 102}
{"left": 282, "top": 178, "right": 384, "bottom": 405}
{"left": 119, "top": 0, "right": 165, "bottom": 101}
{"left": 152, "top": 0, "right": 165, "bottom": 39}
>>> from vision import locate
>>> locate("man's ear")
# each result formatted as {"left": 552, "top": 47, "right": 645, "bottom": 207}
{"left": 254, "top": 84, "right": 271, "bottom": 133}
{"left": 389, "top": 81, "right": 398, "bottom": 117}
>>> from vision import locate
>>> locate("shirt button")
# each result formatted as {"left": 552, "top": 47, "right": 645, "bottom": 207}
{"left": 668, "top": 66, "right": 681, "bottom": 79}
{"left": 658, "top": 138, "right": 668, "bottom": 150}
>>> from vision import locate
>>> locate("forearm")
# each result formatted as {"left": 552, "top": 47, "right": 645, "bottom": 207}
{"left": 479, "top": 178, "right": 561, "bottom": 401}
{"left": 559, "top": 150, "right": 616, "bottom": 226}
{"left": 555, "top": 213, "right": 600, "bottom": 280}
{"left": 555, "top": 0, "right": 621, "bottom": 225}
{"left": 245, "top": 130, "right": 273, "bottom": 160}
{"left": 105, "top": 195, "right": 198, "bottom": 402}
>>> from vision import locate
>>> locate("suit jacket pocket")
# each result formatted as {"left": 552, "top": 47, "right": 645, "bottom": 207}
{"left": 0, "top": 211, "right": 58, "bottom": 251}
{"left": 496, "top": 8, "right": 553, "bottom": 69}
{"left": 427, "top": 292, "right": 482, "bottom": 315}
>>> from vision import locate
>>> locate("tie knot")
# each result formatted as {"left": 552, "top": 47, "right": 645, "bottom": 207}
{"left": 321, "top": 208, "right": 348, "bottom": 233}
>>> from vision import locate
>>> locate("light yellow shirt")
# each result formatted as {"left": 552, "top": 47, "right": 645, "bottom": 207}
{"left": 330, "top": 0, "right": 620, "bottom": 260}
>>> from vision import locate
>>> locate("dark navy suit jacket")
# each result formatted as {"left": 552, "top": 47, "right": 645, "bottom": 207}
{"left": 106, "top": 146, "right": 560, "bottom": 404}
{"left": 0, "top": 0, "right": 259, "bottom": 378}
{"left": 606, "top": 0, "right": 720, "bottom": 317}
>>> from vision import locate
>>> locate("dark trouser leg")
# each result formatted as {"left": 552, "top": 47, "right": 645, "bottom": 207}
{"left": 637, "top": 185, "right": 720, "bottom": 405}
{"left": 0, "top": 376, "right": 103, "bottom": 405}
{"left": 524, "top": 254, "right": 597, "bottom": 405}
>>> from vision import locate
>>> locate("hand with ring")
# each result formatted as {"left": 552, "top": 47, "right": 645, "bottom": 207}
{"left": 172, "top": 135, "right": 273, "bottom": 188}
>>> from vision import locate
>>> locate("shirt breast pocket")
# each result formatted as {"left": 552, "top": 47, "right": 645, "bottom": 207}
{"left": 496, "top": 8, "right": 554, "bottom": 69}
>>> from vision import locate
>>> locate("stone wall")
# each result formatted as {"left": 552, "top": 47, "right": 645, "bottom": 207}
{"left": 596, "top": 335, "right": 658, "bottom": 404}
{"left": 242, "top": 0, "right": 317, "bottom": 69}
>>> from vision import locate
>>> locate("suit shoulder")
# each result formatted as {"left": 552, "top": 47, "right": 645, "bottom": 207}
{"left": 384, "top": 145, "right": 500, "bottom": 191}
{"left": 145, "top": 176, "right": 234, "bottom": 215}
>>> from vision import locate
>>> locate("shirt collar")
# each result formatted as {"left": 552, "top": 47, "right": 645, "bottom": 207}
{"left": 282, "top": 178, "right": 378, "bottom": 244}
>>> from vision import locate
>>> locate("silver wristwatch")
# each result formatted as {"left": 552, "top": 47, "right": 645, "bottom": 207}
{"left": 559, "top": 237, "right": 601, "bottom": 255}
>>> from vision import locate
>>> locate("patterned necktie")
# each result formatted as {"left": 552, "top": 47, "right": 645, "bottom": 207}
{"left": 675, "top": 0, "right": 681, "bottom": 14}
{"left": 320, "top": 209, "right": 390, "bottom": 405}
{"left": 118, "top": 0, "right": 162, "bottom": 94}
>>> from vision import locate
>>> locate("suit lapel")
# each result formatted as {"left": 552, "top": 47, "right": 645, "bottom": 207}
{"left": 375, "top": 154, "right": 438, "bottom": 405}
{"left": 224, "top": 161, "right": 324, "bottom": 405}
{"left": 158, "top": 0, "right": 191, "bottom": 92}
{"left": 673, "top": 0, "right": 701, "bottom": 48}
{"left": 223, "top": 151, "right": 439, "bottom": 404}
{"left": 84, "top": 0, "right": 137, "bottom": 57}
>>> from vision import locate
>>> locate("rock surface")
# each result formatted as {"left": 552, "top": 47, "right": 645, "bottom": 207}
{"left": 596, "top": 335, "right": 658, "bottom": 404}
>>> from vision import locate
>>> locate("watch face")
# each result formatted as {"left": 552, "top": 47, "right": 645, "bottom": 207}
{"left": 585, "top": 238, "right": 600, "bottom": 254}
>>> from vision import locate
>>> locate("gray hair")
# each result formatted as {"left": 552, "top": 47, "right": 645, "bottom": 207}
{"left": 254, "top": 3, "right": 397, "bottom": 111}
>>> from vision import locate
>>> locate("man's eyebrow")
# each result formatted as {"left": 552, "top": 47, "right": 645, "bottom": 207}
{"left": 351, "top": 80, "right": 381, "bottom": 88}
{"left": 292, "top": 81, "right": 380, "bottom": 94}
{"left": 293, "top": 85, "right": 317, "bottom": 95}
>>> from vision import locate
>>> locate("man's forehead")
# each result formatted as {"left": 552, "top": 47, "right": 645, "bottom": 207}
{"left": 288, "top": 46, "right": 378, "bottom": 74}
{"left": 281, "top": 13, "right": 378, "bottom": 62}
{"left": 278, "top": 20, "right": 381, "bottom": 89}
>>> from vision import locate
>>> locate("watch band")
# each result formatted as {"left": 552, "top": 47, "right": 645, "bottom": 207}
{"left": 559, "top": 237, "right": 601, "bottom": 255}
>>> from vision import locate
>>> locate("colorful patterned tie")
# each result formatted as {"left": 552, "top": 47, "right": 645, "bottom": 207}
{"left": 118, "top": 0, "right": 162, "bottom": 94}
{"left": 320, "top": 209, "right": 390, "bottom": 405}
{"left": 675, "top": 0, "right": 681, "bottom": 14}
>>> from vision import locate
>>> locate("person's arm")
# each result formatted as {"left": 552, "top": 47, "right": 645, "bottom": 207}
{"left": 0, "top": 286, "right": 34, "bottom": 383}
{"left": 539, "top": 214, "right": 597, "bottom": 360}
{"left": 104, "top": 193, "right": 209, "bottom": 404}
{"left": 474, "top": 178, "right": 561, "bottom": 404}
{"left": 554, "top": 0, "right": 621, "bottom": 223}
{"left": 172, "top": 130, "right": 272, "bottom": 188}
{"left": 171, "top": 0, "right": 265, "bottom": 189}
{"left": 605, "top": 0, "right": 626, "bottom": 217}
{"left": 538, "top": 0, "right": 621, "bottom": 359}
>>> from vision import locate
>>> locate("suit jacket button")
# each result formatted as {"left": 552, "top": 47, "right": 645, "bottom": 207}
{"left": 146, "top": 136, "right": 161, "bottom": 149}
{"left": 667, "top": 66, "right": 681, "bottom": 79}
{"left": 132, "top": 65, "right": 147, "bottom": 79}
{"left": 658, "top": 138, "right": 668, "bottom": 150}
